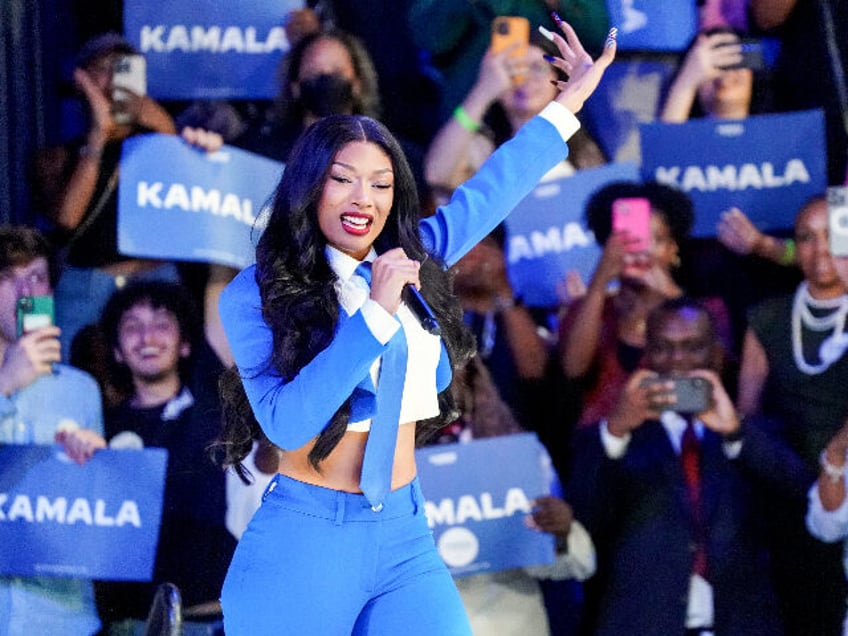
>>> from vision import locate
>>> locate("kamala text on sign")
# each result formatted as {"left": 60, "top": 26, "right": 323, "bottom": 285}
{"left": 124, "top": 0, "right": 304, "bottom": 99}
{"left": 504, "top": 161, "right": 640, "bottom": 307}
{"left": 415, "top": 433, "right": 555, "bottom": 577}
{"left": 118, "top": 133, "right": 282, "bottom": 270}
{"left": 0, "top": 445, "right": 166, "bottom": 581}
{"left": 139, "top": 26, "right": 288, "bottom": 54}
{"left": 0, "top": 495, "right": 140, "bottom": 527}
{"left": 640, "top": 110, "right": 827, "bottom": 236}
{"left": 135, "top": 181, "right": 258, "bottom": 226}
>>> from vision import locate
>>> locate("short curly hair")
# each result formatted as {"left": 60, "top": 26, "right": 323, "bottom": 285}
{"left": 584, "top": 180, "right": 694, "bottom": 246}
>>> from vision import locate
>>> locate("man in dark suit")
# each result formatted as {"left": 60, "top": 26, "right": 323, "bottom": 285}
{"left": 567, "top": 297, "right": 812, "bottom": 636}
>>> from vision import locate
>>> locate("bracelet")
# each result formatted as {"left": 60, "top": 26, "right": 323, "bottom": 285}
{"left": 820, "top": 449, "right": 847, "bottom": 484}
{"left": 453, "top": 105, "right": 481, "bottom": 133}
{"left": 780, "top": 239, "right": 796, "bottom": 266}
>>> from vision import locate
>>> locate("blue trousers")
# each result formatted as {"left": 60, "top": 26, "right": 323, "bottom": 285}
{"left": 221, "top": 475, "right": 472, "bottom": 635}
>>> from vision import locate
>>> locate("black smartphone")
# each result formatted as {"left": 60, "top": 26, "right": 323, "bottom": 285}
{"left": 642, "top": 375, "right": 712, "bottom": 413}
{"left": 717, "top": 37, "right": 764, "bottom": 71}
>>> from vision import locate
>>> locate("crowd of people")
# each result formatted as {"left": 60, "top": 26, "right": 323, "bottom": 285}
{"left": 4, "top": 1, "right": 848, "bottom": 635}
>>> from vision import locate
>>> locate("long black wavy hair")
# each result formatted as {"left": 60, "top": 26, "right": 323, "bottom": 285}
{"left": 217, "top": 114, "right": 475, "bottom": 477}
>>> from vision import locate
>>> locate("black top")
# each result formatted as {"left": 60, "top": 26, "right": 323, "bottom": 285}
{"left": 95, "top": 353, "right": 234, "bottom": 621}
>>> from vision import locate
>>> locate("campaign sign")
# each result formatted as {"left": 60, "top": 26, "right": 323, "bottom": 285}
{"left": 640, "top": 110, "right": 826, "bottom": 237}
{"left": 125, "top": 0, "right": 304, "bottom": 99}
{"left": 0, "top": 445, "right": 167, "bottom": 580}
{"left": 505, "top": 162, "right": 640, "bottom": 308}
{"left": 118, "top": 133, "right": 283, "bottom": 270}
{"left": 582, "top": 59, "right": 678, "bottom": 163}
{"left": 416, "top": 433, "right": 555, "bottom": 577}
{"left": 605, "top": 0, "right": 696, "bottom": 51}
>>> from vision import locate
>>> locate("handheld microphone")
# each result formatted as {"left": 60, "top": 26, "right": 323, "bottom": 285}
{"left": 403, "top": 285, "right": 441, "bottom": 336}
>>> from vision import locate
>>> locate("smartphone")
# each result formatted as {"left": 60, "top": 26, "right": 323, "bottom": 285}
{"left": 491, "top": 16, "right": 530, "bottom": 84}
{"left": 716, "top": 37, "right": 765, "bottom": 71}
{"left": 612, "top": 197, "right": 652, "bottom": 252}
{"left": 828, "top": 186, "right": 848, "bottom": 256}
{"left": 16, "top": 295, "right": 55, "bottom": 338}
{"left": 111, "top": 54, "right": 146, "bottom": 124}
{"left": 641, "top": 375, "right": 712, "bottom": 414}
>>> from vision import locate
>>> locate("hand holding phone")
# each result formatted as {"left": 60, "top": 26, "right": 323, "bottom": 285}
{"left": 491, "top": 16, "right": 530, "bottom": 84}
{"left": 640, "top": 375, "right": 712, "bottom": 414}
{"left": 713, "top": 36, "right": 764, "bottom": 71}
{"left": 612, "top": 197, "right": 652, "bottom": 253}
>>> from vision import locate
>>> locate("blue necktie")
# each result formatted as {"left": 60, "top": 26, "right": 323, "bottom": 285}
{"left": 355, "top": 262, "right": 408, "bottom": 511}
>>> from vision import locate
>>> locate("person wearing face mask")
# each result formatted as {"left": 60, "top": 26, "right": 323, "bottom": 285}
{"left": 235, "top": 27, "right": 432, "bottom": 211}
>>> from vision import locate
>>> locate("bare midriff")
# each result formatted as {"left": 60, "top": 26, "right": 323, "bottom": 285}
{"left": 276, "top": 421, "right": 418, "bottom": 493}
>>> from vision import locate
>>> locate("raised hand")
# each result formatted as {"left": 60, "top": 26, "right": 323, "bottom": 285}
{"left": 681, "top": 32, "right": 743, "bottom": 88}
{"left": 544, "top": 17, "right": 617, "bottom": 114}
{"left": 607, "top": 368, "right": 673, "bottom": 437}
{"left": 74, "top": 67, "right": 118, "bottom": 143}
{"left": 690, "top": 369, "right": 740, "bottom": 436}
{"left": 717, "top": 207, "right": 763, "bottom": 255}
{"left": 181, "top": 127, "right": 225, "bottom": 153}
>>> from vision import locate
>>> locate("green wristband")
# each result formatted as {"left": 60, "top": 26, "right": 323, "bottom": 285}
{"left": 453, "top": 106, "right": 481, "bottom": 133}
{"left": 781, "top": 239, "right": 796, "bottom": 265}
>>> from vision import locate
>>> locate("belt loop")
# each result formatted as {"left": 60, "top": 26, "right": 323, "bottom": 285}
{"left": 334, "top": 491, "right": 346, "bottom": 526}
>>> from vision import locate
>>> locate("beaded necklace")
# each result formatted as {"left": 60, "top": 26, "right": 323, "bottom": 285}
{"left": 791, "top": 282, "right": 848, "bottom": 375}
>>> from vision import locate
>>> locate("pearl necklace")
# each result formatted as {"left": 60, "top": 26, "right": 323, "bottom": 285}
{"left": 791, "top": 282, "right": 848, "bottom": 375}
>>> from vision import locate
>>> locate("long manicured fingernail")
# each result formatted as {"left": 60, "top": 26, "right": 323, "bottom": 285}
{"left": 605, "top": 26, "right": 618, "bottom": 48}
{"left": 550, "top": 11, "right": 564, "bottom": 27}
{"left": 543, "top": 54, "right": 556, "bottom": 63}
{"left": 538, "top": 25, "right": 556, "bottom": 42}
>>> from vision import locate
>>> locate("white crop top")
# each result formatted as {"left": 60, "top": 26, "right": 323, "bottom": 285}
{"left": 326, "top": 246, "right": 442, "bottom": 432}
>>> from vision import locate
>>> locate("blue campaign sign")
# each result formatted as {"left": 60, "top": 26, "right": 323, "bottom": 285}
{"left": 125, "top": 0, "right": 304, "bottom": 99}
{"left": 582, "top": 59, "right": 677, "bottom": 163}
{"left": 118, "top": 133, "right": 283, "bottom": 269}
{"left": 0, "top": 445, "right": 167, "bottom": 580}
{"left": 605, "top": 0, "right": 696, "bottom": 51}
{"left": 416, "top": 433, "right": 555, "bottom": 577}
{"left": 505, "top": 162, "right": 640, "bottom": 308}
{"left": 640, "top": 110, "right": 827, "bottom": 237}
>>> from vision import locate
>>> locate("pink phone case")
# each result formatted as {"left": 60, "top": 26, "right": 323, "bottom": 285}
{"left": 612, "top": 197, "right": 651, "bottom": 252}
